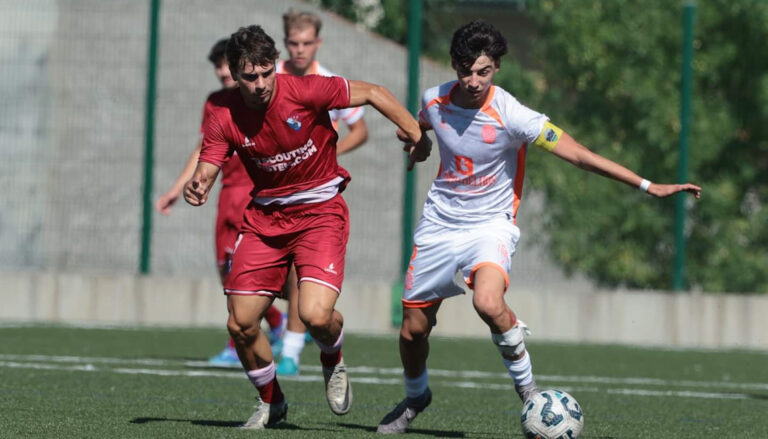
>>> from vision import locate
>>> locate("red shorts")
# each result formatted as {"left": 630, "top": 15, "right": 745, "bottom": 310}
{"left": 224, "top": 195, "right": 349, "bottom": 297}
{"left": 215, "top": 185, "right": 253, "bottom": 267}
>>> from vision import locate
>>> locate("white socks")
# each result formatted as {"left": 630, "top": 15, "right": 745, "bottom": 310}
{"left": 281, "top": 330, "right": 306, "bottom": 362}
{"left": 492, "top": 323, "right": 534, "bottom": 387}
{"left": 503, "top": 351, "right": 534, "bottom": 387}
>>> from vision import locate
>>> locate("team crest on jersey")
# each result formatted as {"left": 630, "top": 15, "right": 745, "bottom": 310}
{"left": 286, "top": 114, "right": 302, "bottom": 131}
{"left": 482, "top": 124, "right": 497, "bottom": 144}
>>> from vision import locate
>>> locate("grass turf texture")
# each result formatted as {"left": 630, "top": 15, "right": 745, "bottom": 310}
{"left": 1, "top": 325, "right": 767, "bottom": 438}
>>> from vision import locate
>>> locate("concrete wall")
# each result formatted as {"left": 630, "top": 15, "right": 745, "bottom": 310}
{"left": 2, "top": 271, "right": 766, "bottom": 351}
{"left": 1, "top": 0, "right": 593, "bottom": 295}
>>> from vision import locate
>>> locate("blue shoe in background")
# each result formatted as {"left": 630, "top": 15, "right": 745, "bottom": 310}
{"left": 276, "top": 357, "right": 299, "bottom": 376}
{"left": 270, "top": 338, "right": 283, "bottom": 357}
{"left": 208, "top": 347, "right": 240, "bottom": 368}
{"left": 269, "top": 327, "right": 284, "bottom": 357}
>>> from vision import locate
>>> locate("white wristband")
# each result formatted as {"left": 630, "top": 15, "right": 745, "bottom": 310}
{"left": 639, "top": 179, "right": 652, "bottom": 192}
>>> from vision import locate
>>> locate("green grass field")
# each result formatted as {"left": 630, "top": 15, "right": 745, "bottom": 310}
{"left": 1, "top": 324, "right": 767, "bottom": 438}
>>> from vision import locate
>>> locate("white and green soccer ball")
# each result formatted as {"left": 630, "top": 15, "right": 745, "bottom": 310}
{"left": 520, "top": 389, "right": 584, "bottom": 439}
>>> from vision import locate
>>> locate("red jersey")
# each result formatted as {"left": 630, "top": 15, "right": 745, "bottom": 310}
{"left": 199, "top": 74, "right": 352, "bottom": 199}
{"left": 201, "top": 90, "right": 252, "bottom": 188}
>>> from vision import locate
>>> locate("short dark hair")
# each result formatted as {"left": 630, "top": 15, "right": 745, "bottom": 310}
{"left": 208, "top": 38, "right": 229, "bottom": 64}
{"left": 226, "top": 25, "right": 280, "bottom": 79}
{"left": 449, "top": 20, "right": 508, "bottom": 69}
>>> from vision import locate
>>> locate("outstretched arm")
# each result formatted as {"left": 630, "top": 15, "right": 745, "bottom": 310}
{"left": 156, "top": 141, "right": 202, "bottom": 214}
{"left": 348, "top": 80, "right": 430, "bottom": 170}
{"left": 183, "top": 161, "right": 221, "bottom": 206}
{"left": 548, "top": 130, "right": 701, "bottom": 199}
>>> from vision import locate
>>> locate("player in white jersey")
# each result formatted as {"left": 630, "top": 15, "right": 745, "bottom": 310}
{"left": 377, "top": 20, "right": 701, "bottom": 434}
{"left": 274, "top": 9, "right": 369, "bottom": 377}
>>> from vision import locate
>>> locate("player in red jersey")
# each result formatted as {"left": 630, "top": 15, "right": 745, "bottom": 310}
{"left": 274, "top": 9, "right": 370, "bottom": 377}
{"left": 184, "top": 25, "right": 430, "bottom": 429}
{"left": 155, "top": 39, "right": 284, "bottom": 367}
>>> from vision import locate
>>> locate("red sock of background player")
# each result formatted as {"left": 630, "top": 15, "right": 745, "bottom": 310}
{"left": 265, "top": 306, "right": 283, "bottom": 332}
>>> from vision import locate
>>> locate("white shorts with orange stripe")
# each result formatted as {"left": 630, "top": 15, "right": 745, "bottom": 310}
{"left": 402, "top": 214, "right": 520, "bottom": 308}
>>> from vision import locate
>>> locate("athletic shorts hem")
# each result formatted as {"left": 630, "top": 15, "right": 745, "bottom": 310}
{"left": 466, "top": 262, "right": 509, "bottom": 290}
{"left": 300, "top": 277, "right": 341, "bottom": 294}
{"left": 402, "top": 298, "right": 444, "bottom": 309}
{"left": 224, "top": 288, "right": 278, "bottom": 297}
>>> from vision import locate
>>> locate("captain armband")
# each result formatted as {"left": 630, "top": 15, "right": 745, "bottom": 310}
{"left": 532, "top": 121, "right": 563, "bottom": 152}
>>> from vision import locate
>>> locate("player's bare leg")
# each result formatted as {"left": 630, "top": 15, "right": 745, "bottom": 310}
{"left": 227, "top": 295, "right": 275, "bottom": 367}
{"left": 297, "top": 281, "right": 351, "bottom": 415}
{"left": 472, "top": 266, "right": 538, "bottom": 403}
{"left": 277, "top": 265, "right": 306, "bottom": 376}
{"left": 208, "top": 254, "right": 243, "bottom": 367}
{"left": 227, "top": 294, "right": 287, "bottom": 429}
{"left": 377, "top": 304, "right": 438, "bottom": 434}
{"left": 400, "top": 304, "right": 439, "bottom": 378}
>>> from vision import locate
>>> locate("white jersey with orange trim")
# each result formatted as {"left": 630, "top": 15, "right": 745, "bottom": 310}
{"left": 277, "top": 60, "right": 365, "bottom": 130}
{"left": 419, "top": 81, "right": 548, "bottom": 227}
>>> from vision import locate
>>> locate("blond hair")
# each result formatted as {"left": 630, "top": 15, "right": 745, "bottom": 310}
{"left": 282, "top": 9, "right": 322, "bottom": 38}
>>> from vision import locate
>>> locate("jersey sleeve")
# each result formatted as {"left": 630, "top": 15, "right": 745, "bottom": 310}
{"left": 418, "top": 90, "right": 433, "bottom": 130}
{"left": 303, "top": 75, "right": 351, "bottom": 112}
{"left": 500, "top": 93, "right": 548, "bottom": 145}
{"left": 199, "top": 103, "right": 233, "bottom": 167}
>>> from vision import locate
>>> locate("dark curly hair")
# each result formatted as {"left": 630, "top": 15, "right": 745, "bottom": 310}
{"left": 207, "top": 38, "right": 229, "bottom": 64}
{"left": 226, "top": 25, "right": 280, "bottom": 79}
{"left": 449, "top": 20, "right": 508, "bottom": 69}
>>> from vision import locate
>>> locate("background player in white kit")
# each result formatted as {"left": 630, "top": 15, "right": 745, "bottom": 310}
{"left": 275, "top": 9, "right": 369, "bottom": 377}
{"left": 377, "top": 20, "right": 701, "bottom": 434}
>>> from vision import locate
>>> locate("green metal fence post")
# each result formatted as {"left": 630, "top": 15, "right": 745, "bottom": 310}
{"left": 140, "top": 0, "right": 161, "bottom": 274}
{"left": 673, "top": 1, "right": 695, "bottom": 290}
{"left": 392, "top": 0, "right": 423, "bottom": 326}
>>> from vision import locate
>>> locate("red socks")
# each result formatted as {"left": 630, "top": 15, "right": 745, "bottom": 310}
{"left": 246, "top": 362, "right": 284, "bottom": 404}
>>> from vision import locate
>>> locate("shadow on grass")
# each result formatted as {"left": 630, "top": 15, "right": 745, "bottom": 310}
{"left": 334, "top": 422, "right": 469, "bottom": 437}
{"left": 130, "top": 417, "right": 336, "bottom": 432}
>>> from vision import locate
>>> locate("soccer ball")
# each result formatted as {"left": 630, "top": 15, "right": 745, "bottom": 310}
{"left": 520, "top": 389, "right": 584, "bottom": 439}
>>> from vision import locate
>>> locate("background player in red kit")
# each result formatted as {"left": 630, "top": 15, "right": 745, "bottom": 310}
{"left": 184, "top": 25, "right": 430, "bottom": 429}
{"left": 156, "top": 39, "right": 284, "bottom": 367}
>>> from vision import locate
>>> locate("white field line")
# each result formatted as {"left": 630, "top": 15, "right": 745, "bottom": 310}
{"left": 301, "top": 364, "right": 768, "bottom": 392}
{"left": 0, "top": 360, "right": 756, "bottom": 401}
{"left": 3, "top": 354, "right": 766, "bottom": 392}
{"left": 2, "top": 354, "right": 768, "bottom": 398}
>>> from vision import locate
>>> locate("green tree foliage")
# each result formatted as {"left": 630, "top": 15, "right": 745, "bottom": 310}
{"left": 310, "top": 0, "right": 457, "bottom": 59}
{"left": 516, "top": 0, "right": 768, "bottom": 293}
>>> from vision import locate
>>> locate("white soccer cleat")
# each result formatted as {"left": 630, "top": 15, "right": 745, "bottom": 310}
{"left": 240, "top": 399, "right": 288, "bottom": 430}
{"left": 322, "top": 358, "right": 352, "bottom": 415}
